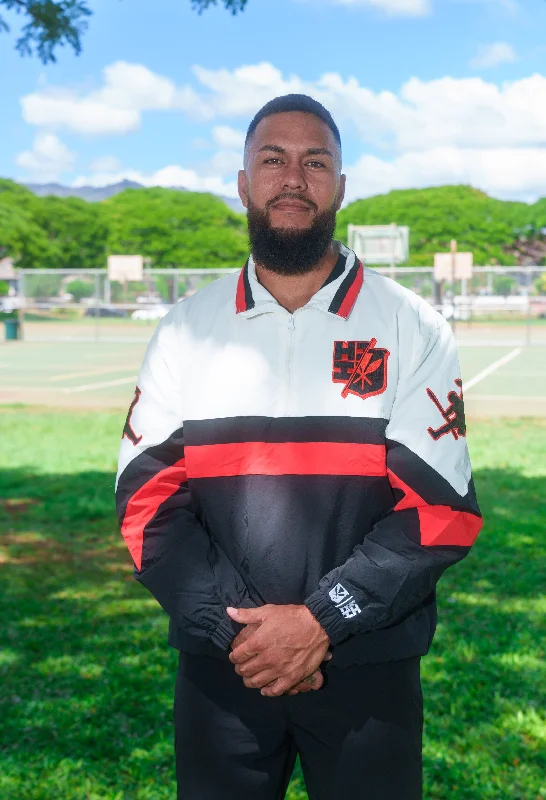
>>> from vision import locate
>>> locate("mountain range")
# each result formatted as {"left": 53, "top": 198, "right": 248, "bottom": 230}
{"left": 22, "top": 180, "right": 246, "bottom": 214}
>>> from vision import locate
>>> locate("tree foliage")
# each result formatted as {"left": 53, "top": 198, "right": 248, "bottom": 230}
{"left": 336, "top": 185, "right": 542, "bottom": 266}
{"left": 3, "top": 179, "right": 546, "bottom": 272}
{"left": 0, "top": 0, "right": 91, "bottom": 62}
{"left": 106, "top": 187, "right": 248, "bottom": 268}
{"left": 66, "top": 278, "right": 94, "bottom": 301}
{"left": 0, "top": 181, "right": 109, "bottom": 268}
{"left": 0, "top": 0, "right": 248, "bottom": 63}
{"left": 0, "top": 180, "right": 248, "bottom": 269}
{"left": 191, "top": 0, "right": 248, "bottom": 13}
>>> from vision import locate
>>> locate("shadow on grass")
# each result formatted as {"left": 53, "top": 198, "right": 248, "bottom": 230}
{"left": 0, "top": 466, "right": 544, "bottom": 800}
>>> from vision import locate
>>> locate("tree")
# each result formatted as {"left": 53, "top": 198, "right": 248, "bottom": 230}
{"left": 493, "top": 274, "right": 516, "bottom": 297}
{"left": 106, "top": 187, "right": 248, "bottom": 269}
{"left": 533, "top": 272, "right": 546, "bottom": 295}
{"left": 66, "top": 278, "right": 94, "bottom": 301}
{"left": 335, "top": 185, "right": 542, "bottom": 267}
{"left": 0, "top": 0, "right": 91, "bottom": 62}
{"left": 192, "top": 0, "right": 248, "bottom": 13}
{"left": 31, "top": 195, "right": 110, "bottom": 269}
{"left": 0, "top": 0, "right": 247, "bottom": 63}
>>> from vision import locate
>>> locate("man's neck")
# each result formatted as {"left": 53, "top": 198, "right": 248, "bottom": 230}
{"left": 254, "top": 243, "right": 339, "bottom": 314}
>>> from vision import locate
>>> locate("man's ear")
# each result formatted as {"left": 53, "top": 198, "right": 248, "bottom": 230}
{"left": 238, "top": 170, "right": 249, "bottom": 209}
{"left": 336, "top": 174, "right": 346, "bottom": 211}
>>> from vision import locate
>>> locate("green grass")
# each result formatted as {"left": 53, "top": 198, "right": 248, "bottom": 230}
{"left": 0, "top": 410, "right": 544, "bottom": 799}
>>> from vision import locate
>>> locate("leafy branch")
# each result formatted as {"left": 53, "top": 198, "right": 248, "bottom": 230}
{"left": 0, "top": 0, "right": 249, "bottom": 64}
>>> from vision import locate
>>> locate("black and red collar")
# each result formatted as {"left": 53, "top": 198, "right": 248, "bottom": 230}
{"left": 235, "top": 250, "right": 364, "bottom": 319}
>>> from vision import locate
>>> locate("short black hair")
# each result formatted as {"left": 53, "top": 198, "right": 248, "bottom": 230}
{"left": 245, "top": 94, "right": 342, "bottom": 161}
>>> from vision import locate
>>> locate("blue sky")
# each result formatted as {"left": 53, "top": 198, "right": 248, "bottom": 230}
{"left": 1, "top": 0, "right": 546, "bottom": 203}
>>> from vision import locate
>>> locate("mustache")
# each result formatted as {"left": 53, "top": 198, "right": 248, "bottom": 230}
{"left": 266, "top": 193, "right": 318, "bottom": 213}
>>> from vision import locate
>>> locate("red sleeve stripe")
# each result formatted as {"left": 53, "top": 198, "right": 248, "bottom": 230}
{"left": 185, "top": 441, "right": 387, "bottom": 478}
{"left": 387, "top": 468, "right": 482, "bottom": 547}
{"left": 121, "top": 458, "right": 187, "bottom": 571}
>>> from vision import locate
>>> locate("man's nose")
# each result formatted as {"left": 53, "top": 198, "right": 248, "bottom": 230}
{"left": 282, "top": 163, "right": 308, "bottom": 191}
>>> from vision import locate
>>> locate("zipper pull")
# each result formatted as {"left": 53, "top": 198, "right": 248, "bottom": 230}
{"left": 287, "top": 315, "right": 295, "bottom": 330}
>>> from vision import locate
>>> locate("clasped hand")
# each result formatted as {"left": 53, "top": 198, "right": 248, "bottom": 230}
{"left": 226, "top": 604, "right": 331, "bottom": 697}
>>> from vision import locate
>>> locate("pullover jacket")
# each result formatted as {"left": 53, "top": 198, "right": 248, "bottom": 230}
{"left": 116, "top": 243, "right": 482, "bottom": 667}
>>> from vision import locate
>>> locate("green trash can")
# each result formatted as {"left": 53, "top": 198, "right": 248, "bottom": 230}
{"left": 4, "top": 319, "right": 21, "bottom": 341}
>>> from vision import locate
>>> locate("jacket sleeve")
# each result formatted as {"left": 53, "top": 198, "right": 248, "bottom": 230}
{"left": 115, "top": 313, "right": 253, "bottom": 651}
{"left": 304, "top": 311, "right": 482, "bottom": 646}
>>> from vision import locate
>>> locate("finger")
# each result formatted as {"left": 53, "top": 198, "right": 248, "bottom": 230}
{"left": 322, "top": 651, "right": 333, "bottom": 662}
{"left": 301, "top": 671, "right": 324, "bottom": 691}
{"left": 231, "top": 628, "right": 253, "bottom": 650}
{"left": 234, "top": 656, "right": 270, "bottom": 678}
{"left": 263, "top": 669, "right": 323, "bottom": 698}
{"left": 226, "top": 607, "right": 264, "bottom": 625}
{"left": 242, "top": 669, "right": 280, "bottom": 690}
{"left": 229, "top": 641, "right": 264, "bottom": 665}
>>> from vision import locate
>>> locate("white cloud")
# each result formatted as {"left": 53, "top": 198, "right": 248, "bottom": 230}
{"left": 90, "top": 155, "right": 121, "bottom": 172}
{"left": 212, "top": 125, "right": 246, "bottom": 150}
{"left": 344, "top": 146, "right": 546, "bottom": 203}
{"left": 470, "top": 42, "right": 517, "bottom": 69}
{"left": 21, "top": 59, "right": 546, "bottom": 202}
{"left": 172, "top": 62, "right": 546, "bottom": 153}
{"left": 16, "top": 133, "right": 76, "bottom": 182}
{"left": 74, "top": 141, "right": 242, "bottom": 197}
{"left": 334, "top": 0, "right": 430, "bottom": 16}
{"left": 23, "top": 59, "right": 546, "bottom": 156}
{"left": 21, "top": 61, "right": 202, "bottom": 135}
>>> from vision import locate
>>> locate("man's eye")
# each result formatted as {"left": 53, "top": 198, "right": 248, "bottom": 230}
{"left": 307, "top": 161, "right": 325, "bottom": 168}
{"left": 264, "top": 158, "right": 282, "bottom": 164}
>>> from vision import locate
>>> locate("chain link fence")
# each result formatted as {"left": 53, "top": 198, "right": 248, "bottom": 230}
{"left": 2, "top": 265, "right": 545, "bottom": 345}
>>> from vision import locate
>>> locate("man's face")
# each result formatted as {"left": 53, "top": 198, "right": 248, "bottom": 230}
{"left": 238, "top": 111, "right": 346, "bottom": 275}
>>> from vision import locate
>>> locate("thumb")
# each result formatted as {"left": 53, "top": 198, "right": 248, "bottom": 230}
{"left": 226, "top": 606, "right": 263, "bottom": 624}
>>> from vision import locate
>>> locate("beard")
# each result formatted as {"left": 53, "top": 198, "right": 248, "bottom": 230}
{"left": 246, "top": 194, "right": 338, "bottom": 276}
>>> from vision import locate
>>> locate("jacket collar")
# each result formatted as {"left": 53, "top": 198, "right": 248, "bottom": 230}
{"left": 235, "top": 241, "right": 363, "bottom": 321}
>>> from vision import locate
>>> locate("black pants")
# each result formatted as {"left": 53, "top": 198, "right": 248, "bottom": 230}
{"left": 174, "top": 652, "right": 423, "bottom": 800}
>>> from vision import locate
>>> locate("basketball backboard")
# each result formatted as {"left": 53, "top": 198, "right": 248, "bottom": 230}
{"left": 107, "top": 255, "right": 144, "bottom": 282}
{"left": 434, "top": 252, "right": 473, "bottom": 281}
{"left": 347, "top": 224, "right": 409, "bottom": 265}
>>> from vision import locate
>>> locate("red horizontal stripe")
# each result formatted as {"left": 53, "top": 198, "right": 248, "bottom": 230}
{"left": 388, "top": 468, "right": 482, "bottom": 547}
{"left": 121, "top": 458, "right": 187, "bottom": 571}
{"left": 185, "top": 441, "right": 387, "bottom": 478}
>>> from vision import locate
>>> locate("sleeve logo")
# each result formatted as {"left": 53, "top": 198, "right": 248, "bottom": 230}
{"left": 122, "top": 386, "right": 143, "bottom": 446}
{"left": 426, "top": 378, "right": 466, "bottom": 441}
{"left": 329, "top": 583, "right": 362, "bottom": 619}
{"left": 332, "top": 338, "right": 390, "bottom": 400}
{"left": 329, "top": 583, "right": 350, "bottom": 604}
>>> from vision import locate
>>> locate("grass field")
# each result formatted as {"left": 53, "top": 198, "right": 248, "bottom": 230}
{"left": 0, "top": 410, "right": 545, "bottom": 799}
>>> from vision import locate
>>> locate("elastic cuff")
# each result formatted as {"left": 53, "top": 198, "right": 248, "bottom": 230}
{"left": 210, "top": 618, "right": 237, "bottom": 651}
{"left": 304, "top": 590, "right": 351, "bottom": 646}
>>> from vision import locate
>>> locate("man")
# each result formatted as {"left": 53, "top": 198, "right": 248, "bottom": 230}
{"left": 116, "top": 94, "right": 482, "bottom": 799}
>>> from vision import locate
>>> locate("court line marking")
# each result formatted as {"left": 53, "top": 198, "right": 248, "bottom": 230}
{"left": 63, "top": 376, "right": 138, "bottom": 394}
{"left": 465, "top": 348, "right": 522, "bottom": 392}
{"left": 50, "top": 366, "right": 140, "bottom": 382}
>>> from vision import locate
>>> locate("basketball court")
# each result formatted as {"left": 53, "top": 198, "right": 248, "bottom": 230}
{"left": 1, "top": 333, "right": 544, "bottom": 417}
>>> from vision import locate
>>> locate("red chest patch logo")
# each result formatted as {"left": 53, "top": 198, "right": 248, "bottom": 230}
{"left": 333, "top": 338, "right": 390, "bottom": 400}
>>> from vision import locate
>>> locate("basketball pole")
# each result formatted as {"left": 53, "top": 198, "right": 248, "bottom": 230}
{"left": 450, "top": 239, "right": 457, "bottom": 335}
